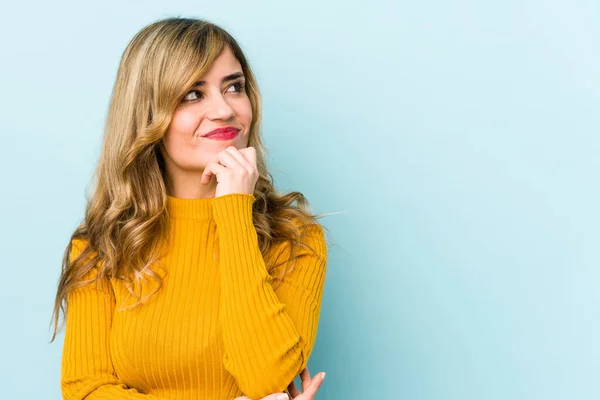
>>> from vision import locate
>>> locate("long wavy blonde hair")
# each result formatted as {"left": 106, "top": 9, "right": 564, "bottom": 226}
{"left": 49, "top": 17, "right": 334, "bottom": 343}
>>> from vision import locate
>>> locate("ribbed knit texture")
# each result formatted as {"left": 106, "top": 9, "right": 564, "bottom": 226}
{"left": 61, "top": 193, "right": 327, "bottom": 400}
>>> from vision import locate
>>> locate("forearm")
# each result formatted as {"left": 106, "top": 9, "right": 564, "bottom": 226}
{"left": 214, "top": 194, "right": 305, "bottom": 398}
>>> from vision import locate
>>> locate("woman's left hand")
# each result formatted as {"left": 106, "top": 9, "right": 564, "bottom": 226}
{"left": 287, "top": 367, "right": 326, "bottom": 399}
{"left": 201, "top": 146, "right": 258, "bottom": 198}
{"left": 234, "top": 367, "right": 326, "bottom": 400}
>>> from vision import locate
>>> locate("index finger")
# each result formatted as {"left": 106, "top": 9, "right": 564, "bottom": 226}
{"left": 302, "top": 372, "right": 326, "bottom": 398}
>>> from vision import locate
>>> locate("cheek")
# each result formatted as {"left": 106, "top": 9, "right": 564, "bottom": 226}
{"left": 163, "top": 110, "right": 210, "bottom": 168}
{"left": 169, "top": 109, "right": 201, "bottom": 137}
{"left": 234, "top": 99, "right": 253, "bottom": 140}
{"left": 239, "top": 99, "right": 253, "bottom": 124}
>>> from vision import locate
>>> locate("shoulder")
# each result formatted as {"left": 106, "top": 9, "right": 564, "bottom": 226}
{"left": 70, "top": 238, "right": 87, "bottom": 253}
{"left": 292, "top": 215, "right": 327, "bottom": 250}
{"left": 271, "top": 216, "right": 327, "bottom": 263}
{"left": 68, "top": 238, "right": 105, "bottom": 283}
{"left": 69, "top": 238, "right": 95, "bottom": 261}
{"left": 297, "top": 222, "right": 327, "bottom": 260}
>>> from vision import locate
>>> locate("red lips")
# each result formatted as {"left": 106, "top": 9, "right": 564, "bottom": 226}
{"left": 203, "top": 126, "right": 240, "bottom": 137}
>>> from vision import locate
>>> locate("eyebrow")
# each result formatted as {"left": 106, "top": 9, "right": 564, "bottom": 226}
{"left": 193, "top": 72, "right": 245, "bottom": 86}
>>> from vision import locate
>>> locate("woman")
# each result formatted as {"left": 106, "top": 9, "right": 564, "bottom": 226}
{"left": 49, "top": 17, "right": 329, "bottom": 400}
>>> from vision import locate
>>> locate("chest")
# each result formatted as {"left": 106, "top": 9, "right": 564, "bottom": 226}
{"left": 107, "top": 249, "right": 226, "bottom": 392}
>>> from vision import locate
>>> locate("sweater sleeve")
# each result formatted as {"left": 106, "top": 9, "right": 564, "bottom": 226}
{"left": 212, "top": 193, "right": 328, "bottom": 399}
{"left": 61, "top": 239, "right": 165, "bottom": 400}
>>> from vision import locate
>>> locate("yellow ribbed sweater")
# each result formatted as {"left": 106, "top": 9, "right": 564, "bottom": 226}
{"left": 61, "top": 193, "right": 328, "bottom": 400}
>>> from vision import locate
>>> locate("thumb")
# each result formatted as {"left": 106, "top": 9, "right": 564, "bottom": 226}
{"left": 234, "top": 393, "right": 290, "bottom": 400}
{"left": 260, "top": 393, "right": 290, "bottom": 400}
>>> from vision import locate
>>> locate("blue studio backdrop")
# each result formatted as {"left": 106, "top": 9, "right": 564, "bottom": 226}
{"left": 0, "top": 0, "right": 598, "bottom": 399}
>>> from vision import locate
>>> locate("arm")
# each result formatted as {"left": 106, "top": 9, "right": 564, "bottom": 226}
{"left": 61, "top": 239, "right": 165, "bottom": 400}
{"left": 212, "top": 194, "right": 328, "bottom": 400}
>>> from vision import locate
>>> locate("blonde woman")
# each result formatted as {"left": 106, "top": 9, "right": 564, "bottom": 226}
{"left": 50, "top": 17, "right": 329, "bottom": 400}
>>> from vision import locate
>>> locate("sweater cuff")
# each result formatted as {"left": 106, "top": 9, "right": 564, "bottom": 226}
{"left": 212, "top": 193, "right": 256, "bottom": 230}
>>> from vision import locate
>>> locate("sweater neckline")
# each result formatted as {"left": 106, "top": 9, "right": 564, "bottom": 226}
{"left": 166, "top": 195, "right": 214, "bottom": 220}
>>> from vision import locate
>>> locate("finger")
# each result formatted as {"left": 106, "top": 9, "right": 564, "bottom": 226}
{"left": 302, "top": 372, "right": 326, "bottom": 397}
{"left": 234, "top": 393, "right": 288, "bottom": 400}
{"left": 201, "top": 162, "right": 226, "bottom": 184}
{"left": 300, "top": 367, "right": 310, "bottom": 380}
{"left": 259, "top": 393, "right": 290, "bottom": 400}
{"left": 239, "top": 147, "right": 257, "bottom": 176}
{"left": 239, "top": 146, "right": 257, "bottom": 167}
{"left": 287, "top": 380, "right": 301, "bottom": 397}
{"left": 217, "top": 148, "right": 244, "bottom": 170}
{"left": 200, "top": 163, "right": 213, "bottom": 185}
{"left": 225, "top": 146, "right": 253, "bottom": 173}
{"left": 300, "top": 368, "right": 312, "bottom": 391}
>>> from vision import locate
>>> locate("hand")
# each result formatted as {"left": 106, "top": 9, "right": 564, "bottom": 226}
{"left": 287, "top": 367, "right": 326, "bottom": 399}
{"left": 200, "top": 146, "right": 258, "bottom": 198}
{"left": 233, "top": 367, "right": 326, "bottom": 400}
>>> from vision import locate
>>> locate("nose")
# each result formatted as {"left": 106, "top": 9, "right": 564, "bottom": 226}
{"left": 206, "top": 93, "right": 235, "bottom": 121}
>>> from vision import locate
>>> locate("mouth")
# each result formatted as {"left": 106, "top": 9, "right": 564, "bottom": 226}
{"left": 202, "top": 127, "right": 240, "bottom": 137}
{"left": 201, "top": 127, "right": 240, "bottom": 141}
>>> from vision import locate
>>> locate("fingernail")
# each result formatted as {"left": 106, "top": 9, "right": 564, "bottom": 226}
{"left": 277, "top": 394, "right": 289, "bottom": 400}
{"left": 321, "top": 372, "right": 326, "bottom": 380}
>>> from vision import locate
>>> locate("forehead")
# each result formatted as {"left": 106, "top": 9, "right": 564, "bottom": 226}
{"left": 202, "top": 46, "right": 242, "bottom": 78}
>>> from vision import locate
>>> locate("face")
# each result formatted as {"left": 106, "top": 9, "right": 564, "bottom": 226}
{"left": 160, "top": 45, "right": 252, "bottom": 172}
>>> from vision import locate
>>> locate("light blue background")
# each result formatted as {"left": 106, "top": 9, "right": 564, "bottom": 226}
{"left": 1, "top": 0, "right": 598, "bottom": 399}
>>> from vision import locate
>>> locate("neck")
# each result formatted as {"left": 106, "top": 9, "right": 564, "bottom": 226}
{"left": 166, "top": 193, "right": 215, "bottom": 220}
{"left": 165, "top": 170, "right": 217, "bottom": 199}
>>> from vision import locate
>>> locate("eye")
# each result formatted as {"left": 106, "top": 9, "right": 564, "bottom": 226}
{"left": 182, "top": 81, "right": 246, "bottom": 102}
{"left": 183, "top": 90, "right": 203, "bottom": 101}
{"left": 228, "top": 80, "right": 246, "bottom": 93}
